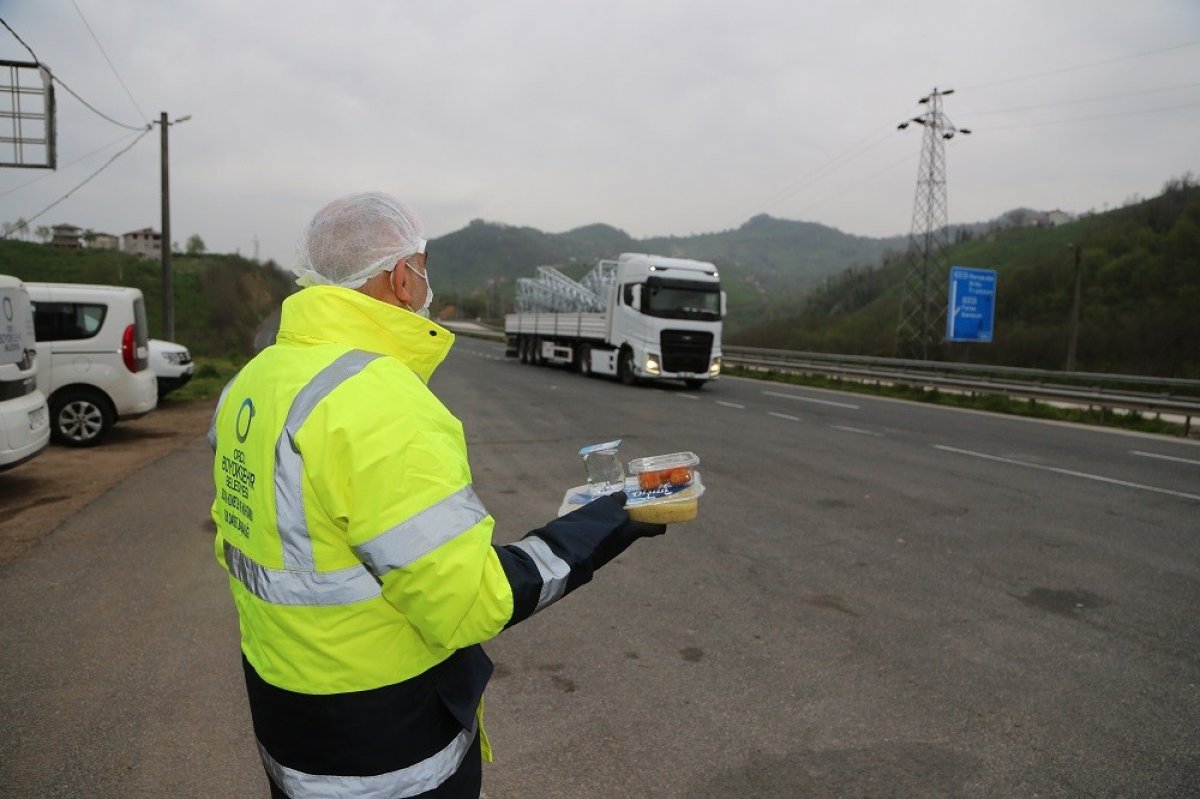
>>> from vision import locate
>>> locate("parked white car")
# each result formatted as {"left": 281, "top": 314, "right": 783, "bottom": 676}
{"left": 0, "top": 275, "right": 50, "bottom": 469}
{"left": 148, "top": 338, "right": 194, "bottom": 398}
{"left": 27, "top": 282, "right": 157, "bottom": 446}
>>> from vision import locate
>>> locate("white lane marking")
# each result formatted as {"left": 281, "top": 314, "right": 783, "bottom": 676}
{"left": 833, "top": 425, "right": 881, "bottom": 437}
{"left": 763, "top": 390, "right": 859, "bottom": 410}
{"left": 1132, "top": 450, "right": 1200, "bottom": 467}
{"left": 769, "top": 412, "right": 801, "bottom": 422}
{"left": 935, "top": 445, "right": 1200, "bottom": 502}
{"left": 716, "top": 400, "right": 745, "bottom": 409}
{"left": 678, "top": 394, "right": 700, "bottom": 400}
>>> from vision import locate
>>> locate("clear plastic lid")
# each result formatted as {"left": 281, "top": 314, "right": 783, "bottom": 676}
{"left": 627, "top": 451, "right": 699, "bottom": 491}
{"left": 627, "top": 451, "right": 700, "bottom": 473}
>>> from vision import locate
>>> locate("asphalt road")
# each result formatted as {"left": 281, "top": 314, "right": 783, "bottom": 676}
{"left": 2, "top": 334, "right": 1198, "bottom": 798}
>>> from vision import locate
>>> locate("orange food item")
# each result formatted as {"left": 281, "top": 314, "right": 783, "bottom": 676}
{"left": 668, "top": 467, "right": 692, "bottom": 486}
{"left": 638, "top": 471, "right": 665, "bottom": 490}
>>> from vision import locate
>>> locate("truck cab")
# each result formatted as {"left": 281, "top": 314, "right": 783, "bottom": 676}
{"left": 606, "top": 253, "right": 724, "bottom": 387}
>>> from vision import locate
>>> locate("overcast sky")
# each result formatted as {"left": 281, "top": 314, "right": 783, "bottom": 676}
{"left": 0, "top": 1, "right": 1197, "bottom": 267}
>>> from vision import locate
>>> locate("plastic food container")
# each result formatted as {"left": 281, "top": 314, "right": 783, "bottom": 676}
{"left": 627, "top": 451, "right": 699, "bottom": 492}
{"left": 558, "top": 471, "right": 706, "bottom": 524}
{"left": 626, "top": 472, "right": 705, "bottom": 523}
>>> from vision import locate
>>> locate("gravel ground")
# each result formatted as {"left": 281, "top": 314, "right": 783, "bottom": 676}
{"left": 0, "top": 397, "right": 218, "bottom": 568}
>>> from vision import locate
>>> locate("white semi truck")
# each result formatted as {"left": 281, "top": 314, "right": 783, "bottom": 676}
{"left": 504, "top": 252, "right": 724, "bottom": 388}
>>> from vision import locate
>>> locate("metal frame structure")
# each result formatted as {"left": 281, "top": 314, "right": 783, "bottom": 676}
{"left": 515, "top": 263, "right": 617, "bottom": 313}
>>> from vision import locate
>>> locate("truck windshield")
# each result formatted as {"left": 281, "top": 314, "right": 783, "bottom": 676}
{"left": 643, "top": 279, "right": 721, "bottom": 321}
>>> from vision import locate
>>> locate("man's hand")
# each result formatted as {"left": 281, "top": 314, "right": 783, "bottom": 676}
{"left": 591, "top": 492, "right": 667, "bottom": 570}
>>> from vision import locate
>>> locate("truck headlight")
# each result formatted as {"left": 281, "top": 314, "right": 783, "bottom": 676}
{"left": 708, "top": 358, "right": 721, "bottom": 377}
{"left": 644, "top": 353, "right": 661, "bottom": 375}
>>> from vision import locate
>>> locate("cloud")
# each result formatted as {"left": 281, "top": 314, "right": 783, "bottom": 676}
{"left": 1, "top": 0, "right": 1197, "bottom": 266}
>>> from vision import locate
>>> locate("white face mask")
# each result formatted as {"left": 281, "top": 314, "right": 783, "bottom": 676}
{"left": 397, "top": 260, "right": 433, "bottom": 318}
{"left": 408, "top": 257, "right": 436, "bottom": 314}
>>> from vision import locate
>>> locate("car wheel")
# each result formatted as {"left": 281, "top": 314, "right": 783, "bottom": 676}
{"left": 51, "top": 388, "right": 114, "bottom": 447}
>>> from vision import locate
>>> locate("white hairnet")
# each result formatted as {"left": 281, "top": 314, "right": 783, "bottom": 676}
{"left": 292, "top": 191, "right": 426, "bottom": 288}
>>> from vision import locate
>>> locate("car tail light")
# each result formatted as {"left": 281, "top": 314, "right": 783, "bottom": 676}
{"left": 122, "top": 324, "right": 137, "bottom": 373}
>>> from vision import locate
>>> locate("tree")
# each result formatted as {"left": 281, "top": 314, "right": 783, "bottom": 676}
{"left": 35, "top": 225, "right": 51, "bottom": 243}
{"left": 186, "top": 234, "right": 206, "bottom": 255}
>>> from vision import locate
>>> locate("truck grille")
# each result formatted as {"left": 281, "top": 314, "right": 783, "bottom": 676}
{"left": 660, "top": 330, "right": 712, "bottom": 373}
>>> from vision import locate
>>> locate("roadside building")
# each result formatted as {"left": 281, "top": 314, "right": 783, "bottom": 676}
{"left": 122, "top": 228, "right": 162, "bottom": 259}
{"left": 51, "top": 224, "right": 83, "bottom": 249}
{"left": 89, "top": 232, "right": 119, "bottom": 250}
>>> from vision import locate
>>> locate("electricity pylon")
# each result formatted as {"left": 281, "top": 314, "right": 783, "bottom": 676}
{"left": 896, "top": 88, "right": 969, "bottom": 360}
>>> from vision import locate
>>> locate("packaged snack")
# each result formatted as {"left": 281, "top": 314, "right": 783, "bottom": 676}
{"left": 627, "top": 452, "right": 699, "bottom": 492}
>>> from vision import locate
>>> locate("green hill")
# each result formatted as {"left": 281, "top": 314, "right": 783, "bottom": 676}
{"left": 731, "top": 176, "right": 1200, "bottom": 378}
{"left": 0, "top": 242, "right": 293, "bottom": 358}
{"left": 433, "top": 216, "right": 904, "bottom": 334}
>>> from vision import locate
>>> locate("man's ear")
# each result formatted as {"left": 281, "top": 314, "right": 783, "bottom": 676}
{"left": 390, "top": 262, "right": 415, "bottom": 308}
{"left": 360, "top": 268, "right": 406, "bottom": 308}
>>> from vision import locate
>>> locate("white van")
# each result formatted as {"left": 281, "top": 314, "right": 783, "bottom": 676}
{"left": 0, "top": 275, "right": 50, "bottom": 469}
{"left": 27, "top": 282, "right": 157, "bottom": 447}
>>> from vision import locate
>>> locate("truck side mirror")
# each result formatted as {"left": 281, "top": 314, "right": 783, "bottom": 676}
{"left": 630, "top": 284, "right": 642, "bottom": 310}
{"left": 720, "top": 291, "right": 727, "bottom": 318}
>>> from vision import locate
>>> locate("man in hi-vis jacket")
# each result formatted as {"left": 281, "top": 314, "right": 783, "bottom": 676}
{"left": 209, "top": 191, "right": 665, "bottom": 798}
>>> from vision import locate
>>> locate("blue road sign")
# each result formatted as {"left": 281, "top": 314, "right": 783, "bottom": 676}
{"left": 947, "top": 267, "right": 997, "bottom": 343}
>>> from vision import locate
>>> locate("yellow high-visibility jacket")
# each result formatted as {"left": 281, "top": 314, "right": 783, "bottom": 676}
{"left": 210, "top": 286, "right": 631, "bottom": 798}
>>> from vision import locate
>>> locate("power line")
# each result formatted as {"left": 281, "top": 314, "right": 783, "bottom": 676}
{"left": 0, "top": 129, "right": 142, "bottom": 199}
{"left": 963, "top": 80, "right": 1200, "bottom": 117}
{"left": 752, "top": 124, "right": 898, "bottom": 215}
{"left": 50, "top": 77, "right": 148, "bottom": 132}
{"left": 0, "top": 15, "right": 146, "bottom": 131}
{"left": 69, "top": 0, "right": 147, "bottom": 123}
{"left": 958, "top": 39, "right": 1200, "bottom": 92}
{"left": 975, "top": 100, "right": 1200, "bottom": 132}
{"left": 791, "top": 150, "right": 918, "bottom": 217}
{"left": 1, "top": 126, "right": 151, "bottom": 235}
{"left": 0, "top": 16, "right": 36, "bottom": 61}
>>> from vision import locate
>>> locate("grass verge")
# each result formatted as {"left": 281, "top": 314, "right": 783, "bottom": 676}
{"left": 169, "top": 356, "right": 247, "bottom": 401}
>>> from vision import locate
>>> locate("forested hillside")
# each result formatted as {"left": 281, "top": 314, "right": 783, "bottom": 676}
{"left": 731, "top": 176, "right": 1200, "bottom": 378}
{"left": 432, "top": 216, "right": 903, "bottom": 333}
{"left": 0, "top": 242, "right": 293, "bottom": 357}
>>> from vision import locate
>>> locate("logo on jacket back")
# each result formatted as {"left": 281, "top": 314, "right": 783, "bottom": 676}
{"left": 236, "top": 398, "right": 255, "bottom": 443}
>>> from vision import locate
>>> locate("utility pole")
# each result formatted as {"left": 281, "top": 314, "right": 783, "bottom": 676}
{"left": 896, "top": 88, "right": 970, "bottom": 360}
{"left": 154, "top": 112, "right": 191, "bottom": 341}
{"left": 1066, "top": 243, "right": 1082, "bottom": 371}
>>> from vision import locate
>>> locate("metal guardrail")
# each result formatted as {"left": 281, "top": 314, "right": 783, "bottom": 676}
{"left": 441, "top": 325, "right": 1199, "bottom": 436}
{"left": 722, "top": 345, "right": 1200, "bottom": 436}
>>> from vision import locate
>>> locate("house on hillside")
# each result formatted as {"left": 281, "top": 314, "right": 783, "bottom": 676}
{"left": 51, "top": 224, "right": 83, "bottom": 249}
{"left": 123, "top": 228, "right": 162, "bottom": 259}
{"left": 90, "top": 232, "right": 119, "bottom": 250}
{"left": 1027, "top": 209, "right": 1072, "bottom": 228}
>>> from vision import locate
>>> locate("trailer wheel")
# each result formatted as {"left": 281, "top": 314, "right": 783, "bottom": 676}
{"left": 619, "top": 348, "right": 638, "bottom": 386}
